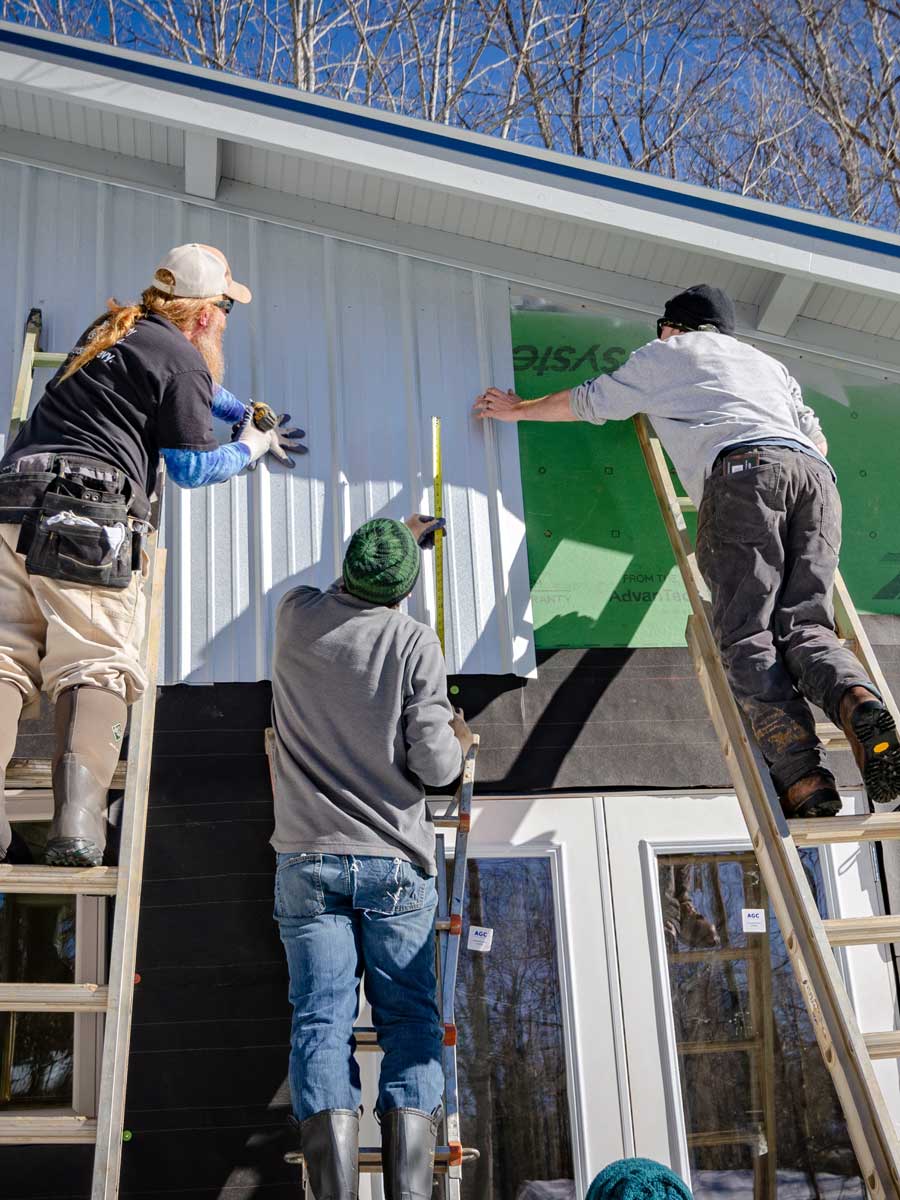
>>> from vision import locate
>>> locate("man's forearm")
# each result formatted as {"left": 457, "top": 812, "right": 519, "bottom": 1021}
{"left": 516, "top": 389, "right": 578, "bottom": 421}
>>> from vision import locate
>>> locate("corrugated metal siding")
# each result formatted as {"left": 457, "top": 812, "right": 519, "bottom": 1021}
{"left": 0, "top": 160, "right": 535, "bottom": 682}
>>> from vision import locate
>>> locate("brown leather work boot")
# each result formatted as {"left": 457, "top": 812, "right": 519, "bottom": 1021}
{"left": 839, "top": 687, "right": 900, "bottom": 805}
{"left": 780, "top": 769, "right": 842, "bottom": 819}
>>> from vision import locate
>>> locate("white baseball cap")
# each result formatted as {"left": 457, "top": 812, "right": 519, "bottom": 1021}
{"left": 152, "top": 243, "right": 252, "bottom": 304}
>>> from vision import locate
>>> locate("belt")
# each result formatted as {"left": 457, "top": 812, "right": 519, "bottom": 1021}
{"left": 711, "top": 442, "right": 765, "bottom": 471}
{"left": 2, "top": 452, "right": 126, "bottom": 488}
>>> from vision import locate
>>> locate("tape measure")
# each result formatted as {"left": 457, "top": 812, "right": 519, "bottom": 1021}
{"left": 432, "top": 416, "right": 445, "bottom": 657}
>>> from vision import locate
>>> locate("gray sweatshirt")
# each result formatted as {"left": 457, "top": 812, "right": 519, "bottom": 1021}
{"left": 570, "top": 332, "right": 825, "bottom": 505}
{"left": 270, "top": 582, "right": 463, "bottom": 875}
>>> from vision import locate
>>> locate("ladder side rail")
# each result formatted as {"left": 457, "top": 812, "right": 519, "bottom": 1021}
{"left": 686, "top": 616, "right": 900, "bottom": 1196}
{"left": 441, "top": 743, "right": 477, "bottom": 1028}
{"left": 632, "top": 414, "right": 900, "bottom": 1193}
{"left": 441, "top": 742, "right": 477, "bottom": 1182}
{"left": 90, "top": 539, "right": 167, "bottom": 1200}
{"left": 833, "top": 573, "right": 900, "bottom": 730}
{"left": 9, "top": 308, "right": 42, "bottom": 442}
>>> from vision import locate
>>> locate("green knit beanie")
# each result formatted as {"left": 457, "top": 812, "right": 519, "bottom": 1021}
{"left": 343, "top": 518, "right": 420, "bottom": 605}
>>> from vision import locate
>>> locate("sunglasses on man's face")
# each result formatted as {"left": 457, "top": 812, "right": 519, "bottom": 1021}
{"left": 213, "top": 297, "right": 234, "bottom": 315}
{"left": 656, "top": 318, "right": 691, "bottom": 338}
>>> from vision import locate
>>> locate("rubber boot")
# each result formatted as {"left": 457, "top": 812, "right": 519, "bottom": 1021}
{"left": 300, "top": 1109, "right": 359, "bottom": 1200}
{"left": 45, "top": 686, "right": 127, "bottom": 867}
{"left": 381, "top": 1109, "right": 439, "bottom": 1200}
{"left": 0, "top": 682, "right": 27, "bottom": 863}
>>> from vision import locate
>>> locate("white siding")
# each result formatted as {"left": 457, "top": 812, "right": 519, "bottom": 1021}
{"left": 0, "top": 160, "right": 536, "bottom": 683}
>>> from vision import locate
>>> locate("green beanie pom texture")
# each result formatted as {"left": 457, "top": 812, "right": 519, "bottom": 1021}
{"left": 586, "top": 1158, "right": 693, "bottom": 1200}
{"left": 343, "top": 518, "right": 420, "bottom": 605}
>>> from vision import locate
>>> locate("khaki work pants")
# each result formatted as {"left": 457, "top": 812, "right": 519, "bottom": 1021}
{"left": 0, "top": 523, "right": 147, "bottom": 714}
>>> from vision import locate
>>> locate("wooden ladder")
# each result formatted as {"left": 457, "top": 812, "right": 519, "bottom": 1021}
{"left": 635, "top": 413, "right": 900, "bottom": 1199}
{"left": 0, "top": 310, "right": 165, "bottom": 1200}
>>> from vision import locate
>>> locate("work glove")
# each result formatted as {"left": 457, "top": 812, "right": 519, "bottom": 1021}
{"left": 404, "top": 513, "right": 446, "bottom": 548}
{"left": 235, "top": 414, "right": 308, "bottom": 470}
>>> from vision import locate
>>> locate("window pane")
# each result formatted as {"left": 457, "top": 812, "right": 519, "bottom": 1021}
{"left": 0, "top": 821, "right": 76, "bottom": 1106}
{"left": 455, "top": 857, "right": 574, "bottom": 1200}
{"left": 659, "top": 851, "right": 862, "bottom": 1200}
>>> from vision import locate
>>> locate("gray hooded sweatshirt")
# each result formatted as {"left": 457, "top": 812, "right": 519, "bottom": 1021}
{"left": 570, "top": 331, "right": 826, "bottom": 504}
{"left": 270, "top": 582, "right": 463, "bottom": 875}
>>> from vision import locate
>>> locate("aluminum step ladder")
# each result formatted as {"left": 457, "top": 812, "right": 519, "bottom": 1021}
{"left": 0, "top": 309, "right": 165, "bottom": 1200}
{"left": 271, "top": 730, "right": 481, "bottom": 1199}
{"left": 635, "top": 413, "right": 900, "bottom": 1199}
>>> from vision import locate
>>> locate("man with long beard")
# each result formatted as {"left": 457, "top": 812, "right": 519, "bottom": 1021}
{"left": 0, "top": 243, "right": 304, "bottom": 868}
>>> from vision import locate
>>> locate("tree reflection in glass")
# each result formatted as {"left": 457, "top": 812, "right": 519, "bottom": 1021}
{"left": 660, "top": 850, "right": 863, "bottom": 1200}
{"left": 0, "top": 822, "right": 76, "bottom": 1106}
{"left": 453, "top": 857, "right": 575, "bottom": 1200}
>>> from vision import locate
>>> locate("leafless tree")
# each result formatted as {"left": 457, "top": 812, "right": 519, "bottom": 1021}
{"left": 3, "top": 0, "right": 899, "bottom": 229}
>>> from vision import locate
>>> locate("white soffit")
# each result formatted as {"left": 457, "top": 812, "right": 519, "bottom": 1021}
{"left": 0, "top": 161, "right": 535, "bottom": 682}
{"left": 2, "top": 22, "right": 900, "bottom": 310}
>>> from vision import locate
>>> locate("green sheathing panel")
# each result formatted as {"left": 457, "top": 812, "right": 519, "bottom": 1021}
{"left": 512, "top": 311, "right": 900, "bottom": 649}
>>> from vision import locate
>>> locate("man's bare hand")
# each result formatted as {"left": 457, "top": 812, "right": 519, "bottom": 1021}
{"left": 450, "top": 707, "right": 475, "bottom": 757}
{"left": 473, "top": 387, "right": 523, "bottom": 422}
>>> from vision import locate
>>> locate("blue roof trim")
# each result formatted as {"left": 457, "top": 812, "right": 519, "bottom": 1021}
{"left": 2, "top": 24, "right": 898, "bottom": 265}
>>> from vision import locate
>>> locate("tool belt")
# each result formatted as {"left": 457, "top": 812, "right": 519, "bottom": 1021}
{"left": 0, "top": 453, "right": 149, "bottom": 590}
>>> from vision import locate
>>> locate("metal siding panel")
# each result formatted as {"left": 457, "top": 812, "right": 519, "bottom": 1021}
{"left": 0, "top": 160, "right": 536, "bottom": 681}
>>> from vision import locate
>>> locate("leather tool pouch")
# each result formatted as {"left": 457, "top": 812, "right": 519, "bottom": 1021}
{"left": 17, "top": 461, "right": 135, "bottom": 589}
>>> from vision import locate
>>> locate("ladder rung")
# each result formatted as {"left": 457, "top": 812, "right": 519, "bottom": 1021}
{"left": 6, "top": 787, "right": 53, "bottom": 822}
{"left": 0, "top": 864, "right": 118, "bottom": 895}
{"left": 0, "top": 983, "right": 108, "bottom": 1012}
{"left": 676, "top": 495, "right": 697, "bottom": 513}
{"left": 433, "top": 816, "right": 461, "bottom": 828}
{"left": 354, "top": 1026, "right": 378, "bottom": 1049}
{"left": 0, "top": 1113, "right": 97, "bottom": 1144}
{"left": 677, "top": 1038, "right": 758, "bottom": 1057}
{"left": 823, "top": 916, "right": 900, "bottom": 946}
{"left": 31, "top": 351, "right": 67, "bottom": 369}
{"left": 286, "top": 1146, "right": 470, "bottom": 1171}
{"left": 864, "top": 1031, "right": 900, "bottom": 1060}
{"left": 814, "top": 721, "right": 849, "bottom": 750}
{"left": 789, "top": 813, "right": 900, "bottom": 846}
{"left": 5, "top": 759, "right": 126, "bottom": 790}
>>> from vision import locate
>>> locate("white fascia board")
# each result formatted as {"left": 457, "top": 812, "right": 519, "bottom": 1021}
{"left": 2, "top": 30, "right": 900, "bottom": 299}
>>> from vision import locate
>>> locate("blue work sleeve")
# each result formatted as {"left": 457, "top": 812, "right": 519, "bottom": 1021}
{"left": 162, "top": 443, "right": 251, "bottom": 488}
{"left": 211, "top": 385, "right": 249, "bottom": 425}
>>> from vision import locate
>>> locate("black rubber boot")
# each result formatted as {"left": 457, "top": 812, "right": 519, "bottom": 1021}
{"left": 0, "top": 682, "right": 23, "bottom": 863}
{"left": 381, "top": 1109, "right": 439, "bottom": 1200}
{"left": 300, "top": 1109, "right": 359, "bottom": 1200}
{"left": 45, "top": 686, "right": 127, "bottom": 867}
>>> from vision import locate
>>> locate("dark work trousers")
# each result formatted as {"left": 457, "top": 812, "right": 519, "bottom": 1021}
{"left": 695, "top": 446, "right": 876, "bottom": 794}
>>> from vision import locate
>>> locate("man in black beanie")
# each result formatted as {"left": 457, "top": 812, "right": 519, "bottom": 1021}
{"left": 473, "top": 284, "right": 899, "bottom": 819}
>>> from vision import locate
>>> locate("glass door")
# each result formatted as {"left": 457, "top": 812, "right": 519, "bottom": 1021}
{"left": 603, "top": 790, "right": 900, "bottom": 1200}
{"left": 357, "top": 794, "right": 626, "bottom": 1200}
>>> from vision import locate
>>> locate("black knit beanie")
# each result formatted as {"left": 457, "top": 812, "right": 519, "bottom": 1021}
{"left": 662, "top": 284, "right": 735, "bottom": 335}
{"left": 343, "top": 518, "right": 420, "bottom": 605}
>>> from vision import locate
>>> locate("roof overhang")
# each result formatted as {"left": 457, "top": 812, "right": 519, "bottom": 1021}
{"left": 2, "top": 21, "right": 900, "bottom": 376}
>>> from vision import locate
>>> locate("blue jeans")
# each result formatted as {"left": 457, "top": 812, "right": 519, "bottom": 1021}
{"left": 274, "top": 852, "right": 444, "bottom": 1123}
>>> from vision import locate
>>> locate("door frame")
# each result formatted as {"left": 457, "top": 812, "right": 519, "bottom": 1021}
{"left": 600, "top": 787, "right": 900, "bottom": 1180}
